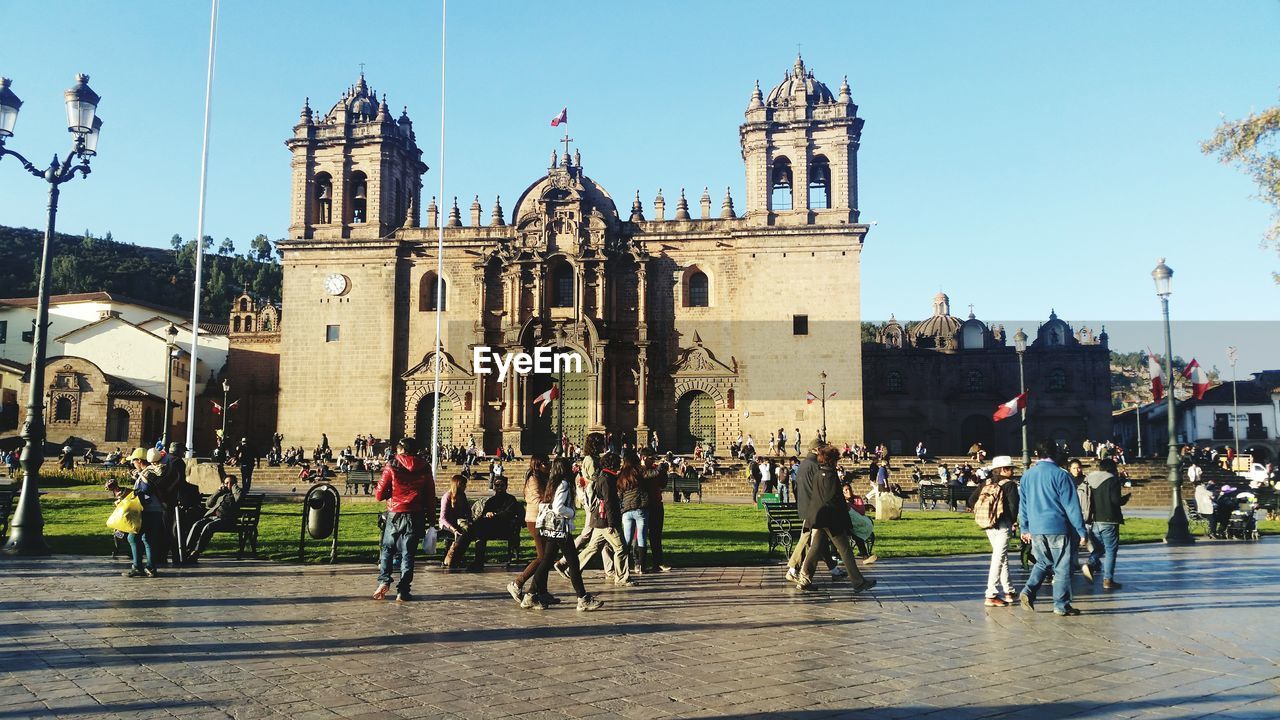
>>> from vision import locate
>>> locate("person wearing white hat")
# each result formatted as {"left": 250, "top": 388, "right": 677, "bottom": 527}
{"left": 123, "top": 448, "right": 166, "bottom": 578}
{"left": 971, "top": 455, "right": 1020, "bottom": 607}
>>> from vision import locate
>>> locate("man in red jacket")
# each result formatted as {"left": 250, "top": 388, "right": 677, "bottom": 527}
{"left": 373, "top": 437, "right": 435, "bottom": 602}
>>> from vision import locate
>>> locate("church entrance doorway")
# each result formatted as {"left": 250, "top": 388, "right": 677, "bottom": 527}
{"left": 676, "top": 390, "right": 715, "bottom": 453}
{"left": 959, "top": 414, "right": 994, "bottom": 455}
{"left": 415, "top": 393, "right": 453, "bottom": 453}
{"left": 521, "top": 349, "right": 590, "bottom": 455}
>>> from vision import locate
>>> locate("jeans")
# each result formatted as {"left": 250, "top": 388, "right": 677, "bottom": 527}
{"left": 127, "top": 511, "right": 163, "bottom": 571}
{"left": 751, "top": 480, "right": 761, "bottom": 503}
{"left": 1022, "top": 534, "right": 1073, "bottom": 612}
{"left": 622, "top": 509, "right": 648, "bottom": 549}
{"left": 779, "top": 483, "right": 790, "bottom": 503}
{"left": 1090, "top": 523, "right": 1119, "bottom": 581}
{"left": 647, "top": 504, "right": 665, "bottom": 569}
{"left": 239, "top": 466, "right": 253, "bottom": 494}
{"left": 984, "top": 525, "right": 1013, "bottom": 597}
{"left": 377, "top": 512, "right": 423, "bottom": 594}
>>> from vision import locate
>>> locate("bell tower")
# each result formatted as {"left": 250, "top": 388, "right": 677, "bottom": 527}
{"left": 739, "top": 55, "right": 864, "bottom": 226}
{"left": 286, "top": 74, "right": 428, "bottom": 240}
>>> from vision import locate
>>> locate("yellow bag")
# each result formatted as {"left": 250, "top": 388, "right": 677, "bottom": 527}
{"left": 107, "top": 492, "right": 143, "bottom": 534}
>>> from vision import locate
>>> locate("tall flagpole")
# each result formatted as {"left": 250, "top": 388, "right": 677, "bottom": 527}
{"left": 185, "top": 0, "right": 220, "bottom": 453}
{"left": 430, "top": 0, "right": 447, "bottom": 478}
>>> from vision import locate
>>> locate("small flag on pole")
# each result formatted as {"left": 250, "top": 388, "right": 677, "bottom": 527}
{"left": 805, "top": 391, "right": 818, "bottom": 405}
{"left": 550, "top": 107, "right": 568, "bottom": 127}
{"left": 993, "top": 392, "right": 1027, "bottom": 422}
{"left": 1147, "top": 347, "right": 1164, "bottom": 402}
{"left": 1181, "top": 358, "right": 1210, "bottom": 400}
{"left": 227, "top": 399, "right": 240, "bottom": 411}
{"left": 534, "top": 384, "right": 560, "bottom": 416}
{"left": 211, "top": 400, "right": 222, "bottom": 415}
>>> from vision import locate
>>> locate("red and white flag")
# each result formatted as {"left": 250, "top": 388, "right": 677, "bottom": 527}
{"left": 1181, "top": 358, "right": 1211, "bottom": 400}
{"left": 550, "top": 107, "right": 567, "bottom": 127}
{"left": 211, "top": 400, "right": 223, "bottom": 415}
{"left": 227, "top": 399, "right": 240, "bottom": 411}
{"left": 805, "top": 391, "right": 818, "bottom": 405}
{"left": 534, "top": 384, "right": 560, "bottom": 416}
{"left": 1147, "top": 347, "right": 1164, "bottom": 402}
{"left": 993, "top": 392, "right": 1027, "bottom": 422}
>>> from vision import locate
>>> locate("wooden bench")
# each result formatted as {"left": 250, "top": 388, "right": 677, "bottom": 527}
{"left": 918, "top": 484, "right": 970, "bottom": 510}
{"left": 376, "top": 506, "right": 524, "bottom": 567}
{"left": 204, "top": 493, "right": 266, "bottom": 559}
{"left": 345, "top": 470, "right": 375, "bottom": 495}
{"left": 764, "top": 501, "right": 802, "bottom": 556}
{"left": 670, "top": 473, "right": 703, "bottom": 502}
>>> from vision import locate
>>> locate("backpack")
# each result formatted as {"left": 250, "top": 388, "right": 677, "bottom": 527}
{"left": 973, "top": 482, "right": 1006, "bottom": 529}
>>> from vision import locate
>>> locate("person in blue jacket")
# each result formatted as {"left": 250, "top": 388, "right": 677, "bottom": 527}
{"left": 1017, "top": 441, "right": 1089, "bottom": 616}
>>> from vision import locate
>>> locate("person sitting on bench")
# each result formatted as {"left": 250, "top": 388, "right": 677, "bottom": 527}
{"left": 445, "top": 476, "right": 520, "bottom": 570}
{"left": 185, "top": 476, "right": 243, "bottom": 559}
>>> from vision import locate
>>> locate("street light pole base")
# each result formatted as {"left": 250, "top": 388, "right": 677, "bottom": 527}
{"left": 1164, "top": 502, "right": 1196, "bottom": 546}
{"left": 2, "top": 529, "right": 53, "bottom": 556}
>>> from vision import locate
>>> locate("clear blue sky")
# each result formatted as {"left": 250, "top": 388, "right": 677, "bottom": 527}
{"left": 2, "top": 1, "right": 1278, "bottom": 373}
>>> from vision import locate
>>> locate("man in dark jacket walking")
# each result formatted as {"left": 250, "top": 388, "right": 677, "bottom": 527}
{"left": 373, "top": 437, "right": 434, "bottom": 602}
{"left": 795, "top": 444, "right": 876, "bottom": 595}
{"left": 1084, "top": 458, "right": 1128, "bottom": 590}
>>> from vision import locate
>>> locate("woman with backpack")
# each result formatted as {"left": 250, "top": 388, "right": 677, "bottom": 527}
{"left": 524, "top": 457, "right": 603, "bottom": 611}
{"left": 971, "top": 455, "right": 1020, "bottom": 607}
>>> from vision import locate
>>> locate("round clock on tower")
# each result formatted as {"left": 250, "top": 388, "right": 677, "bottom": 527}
{"left": 323, "top": 273, "right": 350, "bottom": 296}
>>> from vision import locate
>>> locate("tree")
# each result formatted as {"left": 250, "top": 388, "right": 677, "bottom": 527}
{"left": 249, "top": 234, "right": 274, "bottom": 263}
{"left": 170, "top": 234, "right": 183, "bottom": 251}
{"left": 1202, "top": 101, "right": 1280, "bottom": 283}
{"left": 217, "top": 237, "right": 235, "bottom": 256}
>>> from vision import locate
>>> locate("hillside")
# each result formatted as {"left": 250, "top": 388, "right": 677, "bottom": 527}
{"left": 0, "top": 225, "right": 282, "bottom": 319}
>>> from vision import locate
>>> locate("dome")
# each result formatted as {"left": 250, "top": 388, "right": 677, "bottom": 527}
{"left": 765, "top": 55, "right": 836, "bottom": 107}
{"left": 912, "top": 292, "right": 962, "bottom": 349}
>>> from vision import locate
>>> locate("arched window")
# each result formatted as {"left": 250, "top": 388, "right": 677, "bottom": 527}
{"left": 809, "top": 156, "right": 831, "bottom": 210}
{"left": 887, "top": 370, "right": 904, "bottom": 393}
{"left": 54, "top": 396, "right": 72, "bottom": 422}
{"left": 244, "top": 316, "right": 253, "bottom": 332}
{"left": 261, "top": 314, "right": 272, "bottom": 332}
{"left": 1048, "top": 367, "right": 1068, "bottom": 392}
{"left": 314, "top": 172, "right": 333, "bottom": 224}
{"left": 239, "top": 298, "right": 249, "bottom": 312}
{"left": 351, "top": 171, "right": 368, "bottom": 224}
{"left": 687, "top": 271, "right": 709, "bottom": 307}
{"left": 419, "top": 272, "right": 445, "bottom": 312}
{"left": 966, "top": 369, "right": 985, "bottom": 392}
{"left": 233, "top": 317, "right": 241, "bottom": 333}
{"left": 771, "top": 158, "right": 793, "bottom": 211}
{"left": 726, "top": 388, "right": 735, "bottom": 409}
{"left": 106, "top": 407, "right": 130, "bottom": 442}
{"left": 464, "top": 391, "right": 473, "bottom": 412}
{"left": 551, "top": 263, "right": 574, "bottom": 308}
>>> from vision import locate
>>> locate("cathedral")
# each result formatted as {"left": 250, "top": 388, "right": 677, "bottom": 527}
{"left": 260, "top": 57, "right": 871, "bottom": 454}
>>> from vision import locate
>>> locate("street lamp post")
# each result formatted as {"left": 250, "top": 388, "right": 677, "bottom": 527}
{"left": 220, "top": 379, "right": 231, "bottom": 450}
{"left": 1134, "top": 397, "right": 1143, "bottom": 458}
{"left": 1, "top": 74, "right": 104, "bottom": 556}
{"left": 1014, "top": 329, "right": 1030, "bottom": 468}
{"left": 819, "top": 371, "right": 828, "bottom": 442}
{"left": 1153, "top": 258, "right": 1194, "bottom": 544}
{"left": 1226, "top": 346, "right": 1240, "bottom": 461}
{"left": 162, "top": 323, "right": 179, "bottom": 446}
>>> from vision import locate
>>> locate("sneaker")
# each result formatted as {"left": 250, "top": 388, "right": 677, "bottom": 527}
{"left": 851, "top": 579, "right": 877, "bottom": 595}
{"left": 657, "top": 565, "right": 673, "bottom": 573}
{"left": 1002, "top": 593, "right": 1015, "bottom": 604}
{"left": 831, "top": 566, "right": 848, "bottom": 580}
{"left": 984, "top": 596, "right": 1009, "bottom": 607}
{"left": 862, "top": 554, "right": 879, "bottom": 565}
{"left": 615, "top": 579, "right": 637, "bottom": 587}
{"left": 576, "top": 594, "right": 604, "bottom": 612}
{"left": 373, "top": 583, "right": 391, "bottom": 600}
{"left": 143, "top": 568, "right": 158, "bottom": 578}
{"left": 122, "top": 569, "right": 144, "bottom": 578}
{"left": 395, "top": 591, "right": 412, "bottom": 603}
{"left": 633, "top": 566, "right": 645, "bottom": 576}
{"left": 1103, "top": 579, "right": 1122, "bottom": 590}
{"left": 521, "top": 592, "right": 545, "bottom": 610}
{"left": 1053, "top": 605, "right": 1082, "bottom": 617}
{"left": 1081, "top": 564, "right": 1094, "bottom": 582}
{"left": 1019, "top": 592, "right": 1035, "bottom": 611}
{"left": 506, "top": 580, "right": 524, "bottom": 603}
{"left": 785, "top": 567, "right": 799, "bottom": 582}
{"left": 794, "top": 581, "right": 815, "bottom": 592}
{"left": 539, "top": 593, "right": 562, "bottom": 605}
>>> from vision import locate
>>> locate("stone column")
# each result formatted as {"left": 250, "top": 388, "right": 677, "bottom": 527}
{"left": 594, "top": 261, "right": 605, "bottom": 319}
{"left": 636, "top": 263, "right": 648, "bottom": 324}
{"left": 533, "top": 263, "right": 544, "bottom": 317}
{"left": 636, "top": 346, "right": 649, "bottom": 435}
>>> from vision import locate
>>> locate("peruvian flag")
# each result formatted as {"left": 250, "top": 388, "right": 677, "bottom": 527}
{"left": 211, "top": 400, "right": 223, "bottom": 415}
{"left": 993, "top": 392, "right": 1027, "bottom": 422}
{"left": 550, "top": 108, "right": 568, "bottom": 127}
{"left": 534, "top": 384, "right": 560, "bottom": 416}
{"left": 227, "top": 399, "right": 240, "bottom": 411}
{"left": 1147, "top": 347, "right": 1164, "bottom": 402}
{"left": 806, "top": 391, "right": 818, "bottom": 405}
{"left": 1181, "top": 359, "right": 1211, "bottom": 400}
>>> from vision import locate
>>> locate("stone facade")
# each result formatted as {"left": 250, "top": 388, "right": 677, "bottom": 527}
{"left": 226, "top": 291, "right": 282, "bottom": 447}
{"left": 863, "top": 295, "right": 1112, "bottom": 455}
{"left": 275, "top": 58, "right": 870, "bottom": 454}
{"left": 16, "top": 356, "right": 165, "bottom": 452}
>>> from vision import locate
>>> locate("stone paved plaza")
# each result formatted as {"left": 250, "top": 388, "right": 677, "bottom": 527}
{"left": 1, "top": 539, "right": 1278, "bottom": 719}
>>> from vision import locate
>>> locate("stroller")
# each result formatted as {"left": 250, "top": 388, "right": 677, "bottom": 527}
{"left": 1224, "top": 496, "right": 1260, "bottom": 540}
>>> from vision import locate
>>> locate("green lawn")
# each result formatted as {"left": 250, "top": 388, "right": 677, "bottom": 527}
{"left": 29, "top": 498, "right": 1278, "bottom": 565}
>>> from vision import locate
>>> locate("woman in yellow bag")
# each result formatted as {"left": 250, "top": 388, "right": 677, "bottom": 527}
{"left": 122, "top": 448, "right": 166, "bottom": 578}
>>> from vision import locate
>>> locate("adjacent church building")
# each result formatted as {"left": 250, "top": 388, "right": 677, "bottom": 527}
{"left": 265, "top": 58, "right": 871, "bottom": 454}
